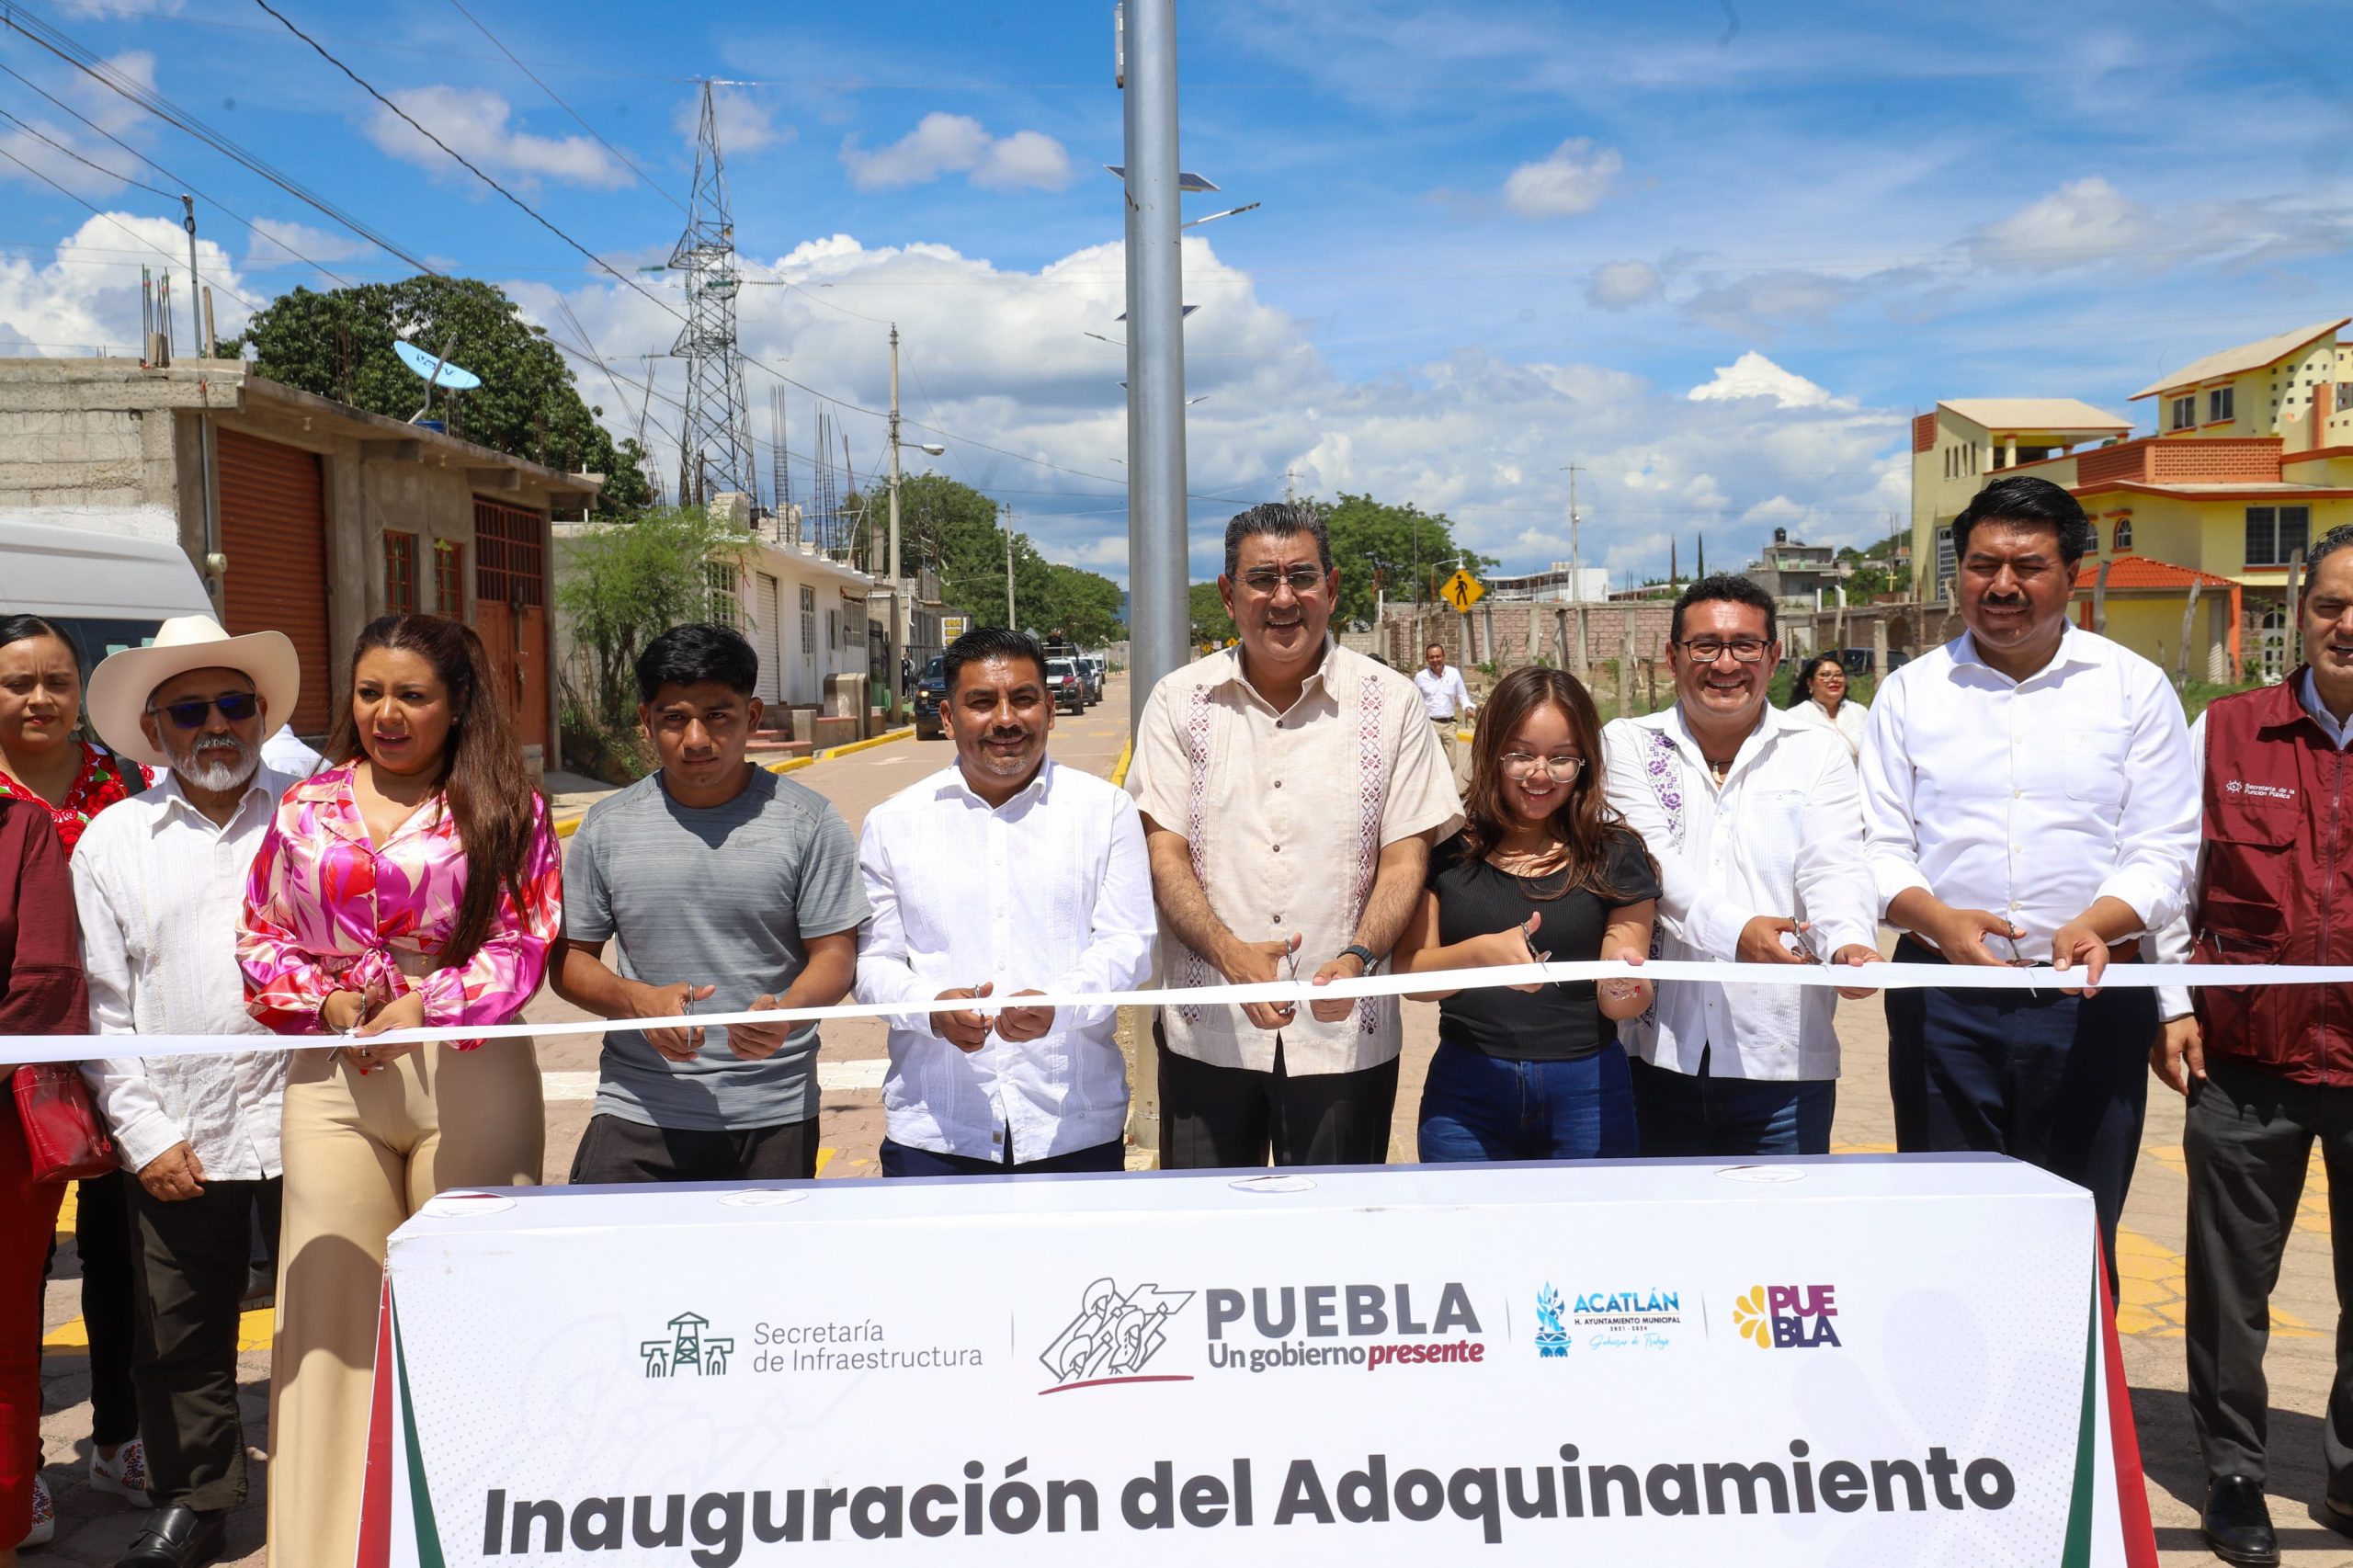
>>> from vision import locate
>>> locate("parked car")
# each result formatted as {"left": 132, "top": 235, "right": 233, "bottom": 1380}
{"left": 913, "top": 654, "right": 949, "bottom": 740}
{"left": 1080, "top": 655, "right": 1107, "bottom": 704}
{"left": 1045, "top": 657, "right": 1087, "bottom": 715}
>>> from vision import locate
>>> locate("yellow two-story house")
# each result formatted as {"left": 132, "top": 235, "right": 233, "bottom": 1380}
{"left": 1912, "top": 318, "right": 2353, "bottom": 679}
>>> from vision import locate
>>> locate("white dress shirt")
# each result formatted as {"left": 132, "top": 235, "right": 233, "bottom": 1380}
{"left": 2153, "top": 672, "right": 2353, "bottom": 1018}
{"left": 74, "top": 768, "right": 292, "bottom": 1177}
{"left": 1860, "top": 624, "right": 2199, "bottom": 962}
{"left": 1413, "top": 664, "right": 1473, "bottom": 721}
{"left": 856, "top": 758, "right": 1155, "bottom": 1163}
{"left": 1603, "top": 705, "right": 1879, "bottom": 1080}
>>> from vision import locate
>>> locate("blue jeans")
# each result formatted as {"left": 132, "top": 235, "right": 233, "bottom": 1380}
{"left": 1627, "top": 1050, "right": 1836, "bottom": 1157}
{"left": 1415, "top": 1040, "right": 1639, "bottom": 1163}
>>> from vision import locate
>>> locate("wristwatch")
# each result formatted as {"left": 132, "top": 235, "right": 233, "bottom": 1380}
{"left": 1337, "top": 944, "right": 1378, "bottom": 973}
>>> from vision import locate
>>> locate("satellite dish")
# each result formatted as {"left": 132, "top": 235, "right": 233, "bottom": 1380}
{"left": 394, "top": 339, "right": 483, "bottom": 391}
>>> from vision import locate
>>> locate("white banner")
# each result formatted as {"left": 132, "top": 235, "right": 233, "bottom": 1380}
{"left": 365, "top": 1157, "right": 2153, "bottom": 1565}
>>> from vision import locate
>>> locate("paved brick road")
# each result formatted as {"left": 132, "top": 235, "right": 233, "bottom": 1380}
{"left": 31, "top": 679, "right": 2351, "bottom": 1564}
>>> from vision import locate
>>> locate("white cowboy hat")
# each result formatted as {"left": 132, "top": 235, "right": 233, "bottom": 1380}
{"left": 85, "top": 615, "right": 301, "bottom": 768}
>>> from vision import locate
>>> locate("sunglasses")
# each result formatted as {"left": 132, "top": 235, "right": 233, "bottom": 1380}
{"left": 149, "top": 692, "right": 259, "bottom": 730}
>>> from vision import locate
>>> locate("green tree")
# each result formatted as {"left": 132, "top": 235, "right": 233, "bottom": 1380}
{"left": 1314, "top": 493, "right": 1490, "bottom": 630}
{"left": 1036, "top": 562, "right": 1126, "bottom": 647}
{"left": 1188, "top": 580, "right": 1235, "bottom": 647}
{"left": 227, "top": 275, "right": 652, "bottom": 511}
{"left": 556, "top": 506, "right": 751, "bottom": 738}
{"left": 887, "top": 474, "right": 1126, "bottom": 644}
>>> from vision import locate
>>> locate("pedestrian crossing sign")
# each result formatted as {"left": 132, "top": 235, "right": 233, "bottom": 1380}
{"left": 1441, "top": 569, "right": 1485, "bottom": 611}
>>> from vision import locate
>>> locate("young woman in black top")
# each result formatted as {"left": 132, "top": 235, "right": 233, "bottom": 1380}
{"left": 1392, "top": 666, "right": 1659, "bottom": 1161}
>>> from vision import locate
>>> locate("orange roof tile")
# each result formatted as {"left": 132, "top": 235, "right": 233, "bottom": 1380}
{"left": 2075, "top": 556, "right": 2238, "bottom": 591}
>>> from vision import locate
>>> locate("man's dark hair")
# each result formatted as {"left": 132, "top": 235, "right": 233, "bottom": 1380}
{"left": 942, "top": 626, "right": 1045, "bottom": 693}
{"left": 634, "top": 622, "right": 759, "bottom": 705}
{"left": 1222, "top": 501, "right": 1333, "bottom": 579}
{"left": 1670, "top": 574, "right": 1779, "bottom": 643}
{"left": 1949, "top": 475, "right": 2097, "bottom": 566}
{"left": 2306, "top": 524, "right": 2353, "bottom": 580}
{"left": 1426, "top": 642, "right": 1446, "bottom": 658}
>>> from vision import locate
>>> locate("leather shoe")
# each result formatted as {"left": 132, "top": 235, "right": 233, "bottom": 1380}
{"left": 115, "top": 1505, "right": 225, "bottom": 1568}
{"left": 2322, "top": 1491, "right": 2353, "bottom": 1536}
{"left": 2202, "top": 1475, "right": 2279, "bottom": 1567}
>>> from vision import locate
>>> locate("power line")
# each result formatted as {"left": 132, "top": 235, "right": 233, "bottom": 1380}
{"left": 251, "top": 0, "right": 690, "bottom": 328}
{"left": 440, "top": 0, "right": 687, "bottom": 216}
{"left": 0, "top": 139, "right": 262, "bottom": 311}
{"left": 0, "top": 101, "right": 172, "bottom": 196}
{"left": 0, "top": 2, "right": 439, "bottom": 274}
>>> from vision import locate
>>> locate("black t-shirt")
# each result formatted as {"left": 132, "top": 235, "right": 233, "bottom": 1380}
{"left": 1425, "top": 828, "right": 1663, "bottom": 1062}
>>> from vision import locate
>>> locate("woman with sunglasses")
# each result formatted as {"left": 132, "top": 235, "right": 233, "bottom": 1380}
{"left": 1392, "top": 666, "right": 1659, "bottom": 1161}
{"left": 0, "top": 615, "right": 152, "bottom": 1540}
{"left": 238, "top": 614, "right": 560, "bottom": 1567}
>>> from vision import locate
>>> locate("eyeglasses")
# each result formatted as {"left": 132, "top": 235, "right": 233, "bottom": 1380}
{"left": 1498, "top": 753, "right": 1584, "bottom": 780}
{"left": 147, "top": 692, "right": 259, "bottom": 730}
{"left": 1675, "top": 638, "right": 1771, "bottom": 664}
{"left": 1237, "top": 567, "right": 1326, "bottom": 597}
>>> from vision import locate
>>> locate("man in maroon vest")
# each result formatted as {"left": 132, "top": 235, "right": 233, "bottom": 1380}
{"left": 2156, "top": 523, "right": 2353, "bottom": 1568}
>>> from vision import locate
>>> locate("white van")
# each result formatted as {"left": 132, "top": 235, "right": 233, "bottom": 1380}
{"left": 0, "top": 518, "right": 213, "bottom": 671}
{"left": 1, "top": 519, "right": 323, "bottom": 771}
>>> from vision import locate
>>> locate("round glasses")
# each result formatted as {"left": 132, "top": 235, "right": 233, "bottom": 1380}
{"left": 1499, "top": 753, "right": 1584, "bottom": 780}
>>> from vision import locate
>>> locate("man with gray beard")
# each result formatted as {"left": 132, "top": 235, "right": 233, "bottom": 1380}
{"left": 73, "top": 616, "right": 301, "bottom": 1568}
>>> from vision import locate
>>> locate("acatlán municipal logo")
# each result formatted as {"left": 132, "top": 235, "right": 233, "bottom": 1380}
{"left": 640, "top": 1312, "right": 735, "bottom": 1377}
{"left": 1039, "top": 1278, "right": 1196, "bottom": 1393}
{"left": 1733, "top": 1284, "right": 1841, "bottom": 1349}
{"left": 1534, "top": 1285, "right": 1569, "bottom": 1358}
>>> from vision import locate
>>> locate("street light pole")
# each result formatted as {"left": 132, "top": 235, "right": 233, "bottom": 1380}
{"left": 1002, "top": 501, "right": 1017, "bottom": 628}
{"left": 1563, "top": 462, "right": 1586, "bottom": 602}
{"left": 1120, "top": 0, "right": 1190, "bottom": 733}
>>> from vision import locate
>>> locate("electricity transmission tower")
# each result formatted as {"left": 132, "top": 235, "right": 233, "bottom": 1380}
{"left": 668, "top": 81, "right": 756, "bottom": 508}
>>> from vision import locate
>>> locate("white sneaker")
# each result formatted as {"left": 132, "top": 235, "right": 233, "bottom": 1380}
{"left": 89, "top": 1437, "right": 151, "bottom": 1506}
{"left": 17, "top": 1473, "right": 54, "bottom": 1548}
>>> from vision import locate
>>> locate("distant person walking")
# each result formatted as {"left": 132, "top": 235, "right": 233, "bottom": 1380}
{"left": 1413, "top": 642, "right": 1476, "bottom": 791}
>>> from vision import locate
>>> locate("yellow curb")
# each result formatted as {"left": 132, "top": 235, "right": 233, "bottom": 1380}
{"left": 1109, "top": 733, "right": 1135, "bottom": 789}
{"left": 552, "top": 729, "right": 917, "bottom": 834}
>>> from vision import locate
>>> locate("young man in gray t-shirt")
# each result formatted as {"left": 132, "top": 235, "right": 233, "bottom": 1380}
{"left": 553, "top": 622, "right": 867, "bottom": 1182}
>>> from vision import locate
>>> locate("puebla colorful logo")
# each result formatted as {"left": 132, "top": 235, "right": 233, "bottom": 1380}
{"left": 1733, "top": 1284, "right": 1840, "bottom": 1349}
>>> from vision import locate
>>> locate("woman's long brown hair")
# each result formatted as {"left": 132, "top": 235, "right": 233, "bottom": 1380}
{"left": 1458, "top": 665, "right": 1648, "bottom": 903}
{"left": 326, "top": 614, "right": 539, "bottom": 970}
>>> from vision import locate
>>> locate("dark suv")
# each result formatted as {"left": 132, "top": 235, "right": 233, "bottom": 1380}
{"left": 913, "top": 655, "right": 949, "bottom": 739}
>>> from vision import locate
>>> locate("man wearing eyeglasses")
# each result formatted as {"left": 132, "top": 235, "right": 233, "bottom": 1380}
{"left": 72, "top": 616, "right": 300, "bottom": 1568}
{"left": 1129, "top": 502, "right": 1463, "bottom": 1168}
{"left": 1413, "top": 642, "right": 1476, "bottom": 790}
{"left": 1860, "top": 475, "right": 2197, "bottom": 1294}
{"left": 1601, "top": 575, "right": 1881, "bottom": 1157}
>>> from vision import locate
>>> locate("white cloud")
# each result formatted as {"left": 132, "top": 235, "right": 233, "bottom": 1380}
{"left": 364, "top": 86, "right": 629, "bottom": 188}
{"left": 1680, "top": 269, "right": 1863, "bottom": 334}
{"left": 244, "top": 219, "right": 377, "bottom": 271}
{"left": 1586, "top": 260, "right": 1662, "bottom": 311}
{"left": 1968, "top": 177, "right": 2157, "bottom": 273}
{"left": 675, "top": 86, "right": 788, "bottom": 157}
{"left": 54, "top": 0, "right": 180, "bottom": 15}
{"left": 839, "top": 113, "right": 1071, "bottom": 192}
{"left": 1688, "top": 351, "right": 1855, "bottom": 411}
{"left": 0, "top": 214, "right": 247, "bottom": 357}
{"left": 1502, "top": 138, "right": 1621, "bottom": 218}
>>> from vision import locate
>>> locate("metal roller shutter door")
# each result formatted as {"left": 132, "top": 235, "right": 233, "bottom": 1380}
{"left": 755, "top": 572, "right": 782, "bottom": 702}
{"left": 215, "top": 428, "right": 332, "bottom": 735}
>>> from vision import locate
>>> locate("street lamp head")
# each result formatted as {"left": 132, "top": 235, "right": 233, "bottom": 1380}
{"left": 917, "top": 442, "right": 946, "bottom": 456}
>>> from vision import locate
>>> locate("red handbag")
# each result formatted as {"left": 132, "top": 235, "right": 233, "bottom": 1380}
{"left": 11, "top": 1062, "right": 118, "bottom": 1183}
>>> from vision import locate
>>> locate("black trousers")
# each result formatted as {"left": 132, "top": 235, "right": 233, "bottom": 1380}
{"left": 125, "top": 1175, "right": 281, "bottom": 1509}
{"left": 567, "top": 1114, "right": 818, "bottom": 1185}
{"left": 879, "top": 1137, "right": 1126, "bottom": 1177}
{"left": 2185, "top": 1058, "right": 2353, "bottom": 1489}
{"left": 1885, "top": 937, "right": 2152, "bottom": 1298}
{"left": 1155, "top": 1028, "right": 1399, "bottom": 1169}
{"left": 77, "top": 1169, "right": 141, "bottom": 1449}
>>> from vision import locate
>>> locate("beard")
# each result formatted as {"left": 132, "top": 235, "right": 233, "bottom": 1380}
{"left": 168, "top": 732, "right": 258, "bottom": 794}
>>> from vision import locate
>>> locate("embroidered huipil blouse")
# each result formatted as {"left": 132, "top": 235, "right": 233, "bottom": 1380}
{"left": 0, "top": 740, "right": 150, "bottom": 857}
{"left": 237, "top": 765, "right": 562, "bottom": 1038}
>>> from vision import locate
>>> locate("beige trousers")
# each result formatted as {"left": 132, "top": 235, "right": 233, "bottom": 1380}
{"left": 1433, "top": 715, "right": 1469, "bottom": 792}
{"left": 267, "top": 1039, "right": 541, "bottom": 1567}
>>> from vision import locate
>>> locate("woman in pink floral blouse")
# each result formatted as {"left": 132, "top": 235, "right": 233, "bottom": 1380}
{"left": 239, "top": 613, "right": 559, "bottom": 1568}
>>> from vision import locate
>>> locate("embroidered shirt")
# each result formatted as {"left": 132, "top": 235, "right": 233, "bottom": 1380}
{"left": 237, "top": 765, "right": 562, "bottom": 1038}
{"left": 1127, "top": 639, "right": 1463, "bottom": 1074}
{"left": 0, "top": 740, "right": 150, "bottom": 858}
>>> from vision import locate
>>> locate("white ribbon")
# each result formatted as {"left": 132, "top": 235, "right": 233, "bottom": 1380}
{"left": 2, "top": 958, "right": 2342, "bottom": 1066}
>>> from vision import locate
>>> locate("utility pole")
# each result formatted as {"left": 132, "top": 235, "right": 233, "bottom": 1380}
{"left": 886, "top": 324, "right": 905, "bottom": 705}
{"left": 1002, "top": 501, "right": 1017, "bottom": 628}
{"left": 179, "top": 195, "right": 202, "bottom": 353}
{"left": 1120, "top": 0, "right": 1190, "bottom": 733}
{"left": 1563, "top": 463, "right": 1586, "bottom": 602}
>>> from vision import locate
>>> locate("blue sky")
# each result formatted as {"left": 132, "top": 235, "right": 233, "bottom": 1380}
{"left": 3, "top": 0, "right": 2347, "bottom": 589}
